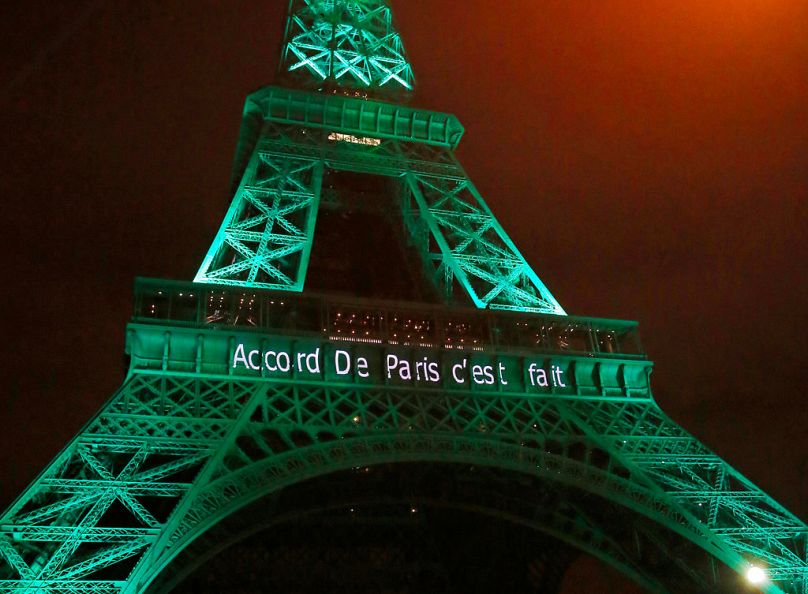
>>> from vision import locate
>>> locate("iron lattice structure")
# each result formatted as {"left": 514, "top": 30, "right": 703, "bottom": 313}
{"left": 193, "top": 86, "right": 565, "bottom": 315}
{"left": 2, "top": 1, "right": 805, "bottom": 593}
{"left": 280, "top": 0, "right": 414, "bottom": 95}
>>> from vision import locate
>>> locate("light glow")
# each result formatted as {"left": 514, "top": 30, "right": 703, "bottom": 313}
{"left": 746, "top": 565, "right": 766, "bottom": 585}
{"left": 327, "top": 132, "right": 381, "bottom": 146}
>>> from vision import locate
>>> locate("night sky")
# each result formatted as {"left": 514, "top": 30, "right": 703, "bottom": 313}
{"left": 1, "top": 0, "right": 806, "bottom": 590}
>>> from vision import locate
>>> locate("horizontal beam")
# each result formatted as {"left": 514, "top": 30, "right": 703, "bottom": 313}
{"left": 0, "top": 526, "right": 160, "bottom": 543}
{"left": 0, "top": 581, "right": 124, "bottom": 593}
{"left": 247, "top": 86, "right": 464, "bottom": 148}
{"left": 40, "top": 479, "right": 188, "bottom": 497}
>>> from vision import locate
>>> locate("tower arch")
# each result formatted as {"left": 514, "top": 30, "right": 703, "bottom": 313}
{"left": 144, "top": 458, "right": 709, "bottom": 594}
{"left": 102, "top": 374, "right": 754, "bottom": 594}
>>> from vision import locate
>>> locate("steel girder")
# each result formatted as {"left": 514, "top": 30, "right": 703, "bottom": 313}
{"left": 281, "top": 0, "right": 414, "bottom": 97}
{"left": 401, "top": 172, "right": 566, "bottom": 314}
{"left": 1, "top": 362, "right": 805, "bottom": 593}
{"left": 194, "top": 150, "right": 323, "bottom": 291}
{"left": 6, "top": 3, "right": 801, "bottom": 593}
{"left": 195, "top": 91, "right": 566, "bottom": 315}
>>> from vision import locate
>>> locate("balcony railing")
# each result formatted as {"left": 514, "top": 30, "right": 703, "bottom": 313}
{"left": 133, "top": 278, "right": 644, "bottom": 358}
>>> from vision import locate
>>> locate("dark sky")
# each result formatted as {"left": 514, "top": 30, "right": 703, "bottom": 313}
{"left": 1, "top": 1, "right": 806, "bottom": 591}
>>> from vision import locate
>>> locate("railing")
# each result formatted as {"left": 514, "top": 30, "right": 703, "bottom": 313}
{"left": 132, "top": 278, "right": 644, "bottom": 358}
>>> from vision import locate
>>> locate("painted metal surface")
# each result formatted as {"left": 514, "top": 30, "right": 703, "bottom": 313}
{"left": 1, "top": 286, "right": 805, "bottom": 593}
{"left": 1, "top": 1, "right": 805, "bottom": 592}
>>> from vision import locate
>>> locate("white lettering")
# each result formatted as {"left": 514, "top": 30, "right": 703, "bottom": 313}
{"left": 552, "top": 365, "right": 566, "bottom": 387}
{"left": 398, "top": 359, "right": 412, "bottom": 381}
{"left": 233, "top": 344, "right": 249, "bottom": 369}
{"left": 305, "top": 348, "right": 321, "bottom": 373}
{"left": 264, "top": 351, "right": 278, "bottom": 371}
{"left": 276, "top": 351, "right": 291, "bottom": 372}
{"left": 356, "top": 357, "right": 369, "bottom": 378}
{"left": 386, "top": 354, "right": 399, "bottom": 379}
{"left": 497, "top": 362, "right": 508, "bottom": 385}
{"left": 528, "top": 363, "right": 549, "bottom": 387}
{"left": 427, "top": 361, "right": 440, "bottom": 382}
{"left": 335, "top": 350, "right": 352, "bottom": 375}
{"left": 327, "top": 132, "right": 382, "bottom": 146}
{"left": 451, "top": 360, "right": 467, "bottom": 384}
{"left": 232, "top": 345, "right": 564, "bottom": 392}
{"left": 472, "top": 364, "right": 495, "bottom": 385}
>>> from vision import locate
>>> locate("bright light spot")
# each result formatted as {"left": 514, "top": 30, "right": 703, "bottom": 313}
{"left": 746, "top": 565, "right": 766, "bottom": 584}
{"left": 327, "top": 132, "right": 381, "bottom": 146}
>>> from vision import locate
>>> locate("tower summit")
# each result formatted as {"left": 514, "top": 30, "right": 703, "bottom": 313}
{"left": 1, "top": 2, "right": 805, "bottom": 593}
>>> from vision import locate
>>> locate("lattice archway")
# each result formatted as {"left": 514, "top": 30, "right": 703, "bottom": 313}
{"left": 133, "top": 427, "right": 744, "bottom": 594}
{"left": 6, "top": 365, "right": 796, "bottom": 593}
{"left": 146, "top": 463, "right": 670, "bottom": 594}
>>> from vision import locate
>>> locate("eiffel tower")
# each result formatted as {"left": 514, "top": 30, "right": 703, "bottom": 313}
{"left": 1, "top": 2, "right": 805, "bottom": 593}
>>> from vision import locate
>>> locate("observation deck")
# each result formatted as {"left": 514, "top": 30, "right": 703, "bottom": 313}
{"left": 133, "top": 278, "right": 644, "bottom": 360}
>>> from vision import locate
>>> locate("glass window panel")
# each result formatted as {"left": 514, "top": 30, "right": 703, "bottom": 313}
{"left": 171, "top": 290, "right": 199, "bottom": 322}
{"left": 615, "top": 328, "right": 643, "bottom": 355}
{"left": 205, "top": 291, "right": 235, "bottom": 325}
{"left": 441, "top": 314, "right": 489, "bottom": 349}
{"left": 139, "top": 288, "right": 170, "bottom": 319}
{"left": 596, "top": 329, "right": 619, "bottom": 354}
{"left": 387, "top": 310, "right": 438, "bottom": 346}
{"left": 328, "top": 304, "right": 385, "bottom": 343}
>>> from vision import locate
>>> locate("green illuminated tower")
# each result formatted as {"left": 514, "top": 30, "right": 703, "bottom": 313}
{"left": 1, "top": 2, "right": 805, "bottom": 593}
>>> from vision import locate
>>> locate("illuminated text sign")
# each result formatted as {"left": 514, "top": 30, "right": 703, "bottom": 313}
{"left": 230, "top": 339, "right": 596, "bottom": 395}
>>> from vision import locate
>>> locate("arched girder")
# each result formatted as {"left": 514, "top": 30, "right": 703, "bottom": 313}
{"left": 132, "top": 431, "right": 746, "bottom": 594}
{"left": 3, "top": 0, "right": 805, "bottom": 592}
{"left": 146, "top": 463, "right": 682, "bottom": 594}
{"left": 3, "top": 368, "right": 803, "bottom": 594}
{"left": 0, "top": 373, "right": 805, "bottom": 594}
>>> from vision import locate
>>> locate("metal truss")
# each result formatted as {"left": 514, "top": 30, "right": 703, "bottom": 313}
{"left": 281, "top": 0, "right": 414, "bottom": 97}
{"left": 195, "top": 85, "right": 565, "bottom": 314}
{"left": 1, "top": 348, "right": 805, "bottom": 593}
{"left": 402, "top": 172, "right": 566, "bottom": 314}
{"left": 194, "top": 151, "right": 323, "bottom": 290}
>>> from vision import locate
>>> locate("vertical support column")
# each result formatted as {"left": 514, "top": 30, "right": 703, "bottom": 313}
{"left": 402, "top": 169, "right": 565, "bottom": 315}
{"left": 402, "top": 171, "right": 483, "bottom": 307}
{"left": 195, "top": 146, "right": 323, "bottom": 292}
{"left": 296, "top": 161, "right": 324, "bottom": 289}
